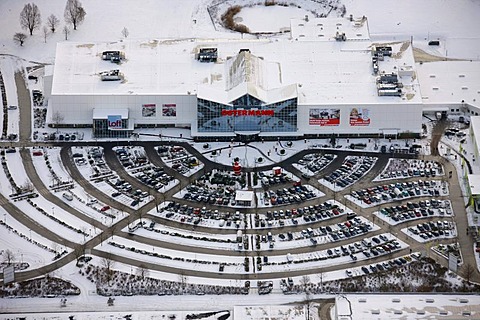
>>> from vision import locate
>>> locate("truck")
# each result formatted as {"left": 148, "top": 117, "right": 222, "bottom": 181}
{"left": 236, "top": 230, "right": 243, "bottom": 243}
{"left": 393, "top": 188, "right": 402, "bottom": 198}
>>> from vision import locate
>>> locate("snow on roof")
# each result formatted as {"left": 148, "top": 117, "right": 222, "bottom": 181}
{"left": 51, "top": 28, "right": 420, "bottom": 104}
{"left": 470, "top": 116, "right": 480, "bottom": 158}
{"left": 467, "top": 174, "right": 480, "bottom": 196}
{"left": 234, "top": 305, "right": 306, "bottom": 320}
{"left": 416, "top": 60, "right": 480, "bottom": 107}
{"left": 290, "top": 16, "right": 370, "bottom": 41}
{"left": 336, "top": 294, "right": 480, "bottom": 319}
{"left": 235, "top": 190, "right": 254, "bottom": 202}
{"left": 92, "top": 108, "right": 128, "bottom": 119}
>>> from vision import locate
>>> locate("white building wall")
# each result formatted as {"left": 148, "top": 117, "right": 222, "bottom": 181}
{"left": 49, "top": 94, "right": 196, "bottom": 126}
{"left": 297, "top": 103, "right": 423, "bottom": 135}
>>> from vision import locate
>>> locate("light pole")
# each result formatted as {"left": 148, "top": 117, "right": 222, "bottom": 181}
{"left": 52, "top": 207, "right": 55, "bottom": 217}
{"left": 29, "top": 229, "right": 32, "bottom": 240}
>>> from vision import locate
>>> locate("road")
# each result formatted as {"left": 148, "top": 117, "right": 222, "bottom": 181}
{"left": 15, "top": 71, "right": 31, "bottom": 144}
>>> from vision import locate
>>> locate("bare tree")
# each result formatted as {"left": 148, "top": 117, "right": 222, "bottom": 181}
{"left": 47, "top": 14, "right": 59, "bottom": 33}
{"left": 51, "top": 242, "right": 59, "bottom": 255}
{"left": 121, "top": 27, "right": 129, "bottom": 39}
{"left": 64, "top": 0, "right": 86, "bottom": 30}
{"left": 3, "top": 249, "right": 16, "bottom": 265}
{"left": 62, "top": 25, "right": 70, "bottom": 40}
{"left": 137, "top": 264, "right": 149, "bottom": 279}
{"left": 299, "top": 275, "right": 311, "bottom": 294}
{"left": 51, "top": 111, "right": 64, "bottom": 133}
{"left": 20, "top": 3, "right": 41, "bottom": 36}
{"left": 13, "top": 32, "right": 27, "bottom": 46}
{"left": 303, "top": 292, "right": 315, "bottom": 320}
{"left": 73, "top": 244, "right": 85, "bottom": 266}
{"left": 101, "top": 254, "right": 115, "bottom": 282}
{"left": 42, "top": 26, "right": 48, "bottom": 43}
{"left": 178, "top": 273, "right": 188, "bottom": 291}
{"left": 21, "top": 181, "right": 35, "bottom": 193}
{"left": 462, "top": 263, "right": 475, "bottom": 285}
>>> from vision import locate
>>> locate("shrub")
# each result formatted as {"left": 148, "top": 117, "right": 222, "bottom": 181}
{"left": 221, "top": 5, "right": 241, "bottom": 30}
{"left": 234, "top": 24, "right": 250, "bottom": 33}
{"left": 221, "top": 5, "right": 250, "bottom": 34}
{"left": 265, "top": 0, "right": 275, "bottom": 6}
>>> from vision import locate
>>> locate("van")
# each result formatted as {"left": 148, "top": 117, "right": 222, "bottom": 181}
{"left": 62, "top": 192, "right": 73, "bottom": 201}
{"left": 261, "top": 177, "right": 269, "bottom": 186}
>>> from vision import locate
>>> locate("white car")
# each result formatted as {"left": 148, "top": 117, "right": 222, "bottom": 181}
{"left": 346, "top": 269, "right": 353, "bottom": 277}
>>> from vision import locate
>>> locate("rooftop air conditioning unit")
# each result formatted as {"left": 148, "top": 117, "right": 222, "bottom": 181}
{"left": 100, "top": 69, "right": 122, "bottom": 81}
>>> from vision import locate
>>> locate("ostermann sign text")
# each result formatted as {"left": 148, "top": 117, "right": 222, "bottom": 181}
{"left": 221, "top": 109, "right": 274, "bottom": 116}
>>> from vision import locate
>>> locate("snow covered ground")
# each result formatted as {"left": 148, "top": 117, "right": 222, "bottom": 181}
{"left": 0, "top": 57, "right": 21, "bottom": 140}
{"left": 1, "top": 0, "right": 480, "bottom": 316}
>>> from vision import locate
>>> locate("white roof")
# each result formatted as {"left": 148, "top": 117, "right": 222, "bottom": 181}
{"left": 470, "top": 116, "right": 480, "bottom": 157}
{"left": 468, "top": 174, "right": 480, "bottom": 196}
{"left": 234, "top": 305, "right": 306, "bottom": 320}
{"left": 290, "top": 16, "right": 370, "bottom": 41}
{"left": 235, "top": 190, "right": 254, "bottom": 202}
{"left": 336, "top": 294, "right": 480, "bottom": 319}
{"left": 51, "top": 23, "right": 420, "bottom": 105}
{"left": 416, "top": 60, "right": 480, "bottom": 107}
{"left": 92, "top": 108, "right": 129, "bottom": 119}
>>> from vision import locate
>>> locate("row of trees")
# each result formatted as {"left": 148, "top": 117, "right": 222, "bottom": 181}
{"left": 14, "top": 0, "right": 86, "bottom": 46}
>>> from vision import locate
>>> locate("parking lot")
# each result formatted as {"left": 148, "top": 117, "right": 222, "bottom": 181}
{"left": 346, "top": 179, "right": 449, "bottom": 207}
{"left": 320, "top": 155, "right": 378, "bottom": 190}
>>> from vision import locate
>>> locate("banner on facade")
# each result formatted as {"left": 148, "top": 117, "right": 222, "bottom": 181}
{"left": 309, "top": 108, "right": 340, "bottom": 126}
{"left": 142, "top": 104, "right": 156, "bottom": 117}
{"left": 350, "top": 107, "right": 370, "bottom": 126}
{"left": 162, "top": 104, "right": 177, "bottom": 117}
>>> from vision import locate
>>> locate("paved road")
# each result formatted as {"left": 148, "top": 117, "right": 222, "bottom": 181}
{"left": 15, "top": 71, "right": 31, "bottom": 143}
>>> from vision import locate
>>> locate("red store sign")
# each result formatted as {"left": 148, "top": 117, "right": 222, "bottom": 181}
{"left": 221, "top": 109, "right": 274, "bottom": 116}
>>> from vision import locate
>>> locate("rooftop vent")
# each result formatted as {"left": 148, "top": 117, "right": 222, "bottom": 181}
{"left": 198, "top": 48, "right": 218, "bottom": 63}
{"left": 100, "top": 69, "right": 122, "bottom": 81}
{"left": 335, "top": 31, "right": 346, "bottom": 41}
{"left": 378, "top": 72, "right": 398, "bottom": 84}
{"left": 102, "top": 51, "right": 123, "bottom": 63}
{"left": 373, "top": 45, "right": 392, "bottom": 56}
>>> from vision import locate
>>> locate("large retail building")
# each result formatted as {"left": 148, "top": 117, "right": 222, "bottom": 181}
{"left": 46, "top": 17, "right": 424, "bottom": 140}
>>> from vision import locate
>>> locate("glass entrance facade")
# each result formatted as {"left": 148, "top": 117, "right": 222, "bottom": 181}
{"left": 197, "top": 94, "right": 297, "bottom": 133}
{"left": 93, "top": 119, "right": 131, "bottom": 138}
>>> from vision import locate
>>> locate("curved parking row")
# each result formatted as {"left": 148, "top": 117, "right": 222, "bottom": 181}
{"left": 320, "top": 155, "right": 378, "bottom": 190}
{"left": 114, "top": 146, "right": 178, "bottom": 193}
{"left": 376, "top": 158, "right": 443, "bottom": 181}
{"left": 346, "top": 179, "right": 449, "bottom": 207}
{"left": 374, "top": 198, "right": 453, "bottom": 225}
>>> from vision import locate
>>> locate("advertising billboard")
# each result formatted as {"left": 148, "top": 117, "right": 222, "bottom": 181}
{"left": 107, "top": 115, "right": 122, "bottom": 129}
{"left": 3, "top": 265, "right": 14, "bottom": 284}
{"left": 142, "top": 104, "right": 156, "bottom": 117}
{"left": 350, "top": 107, "right": 370, "bottom": 126}
{"left": 162, "top": 104, "right": 177, "bottom": 117}
{"left": 309, "top": 108, "right": 340, "bottom": 126}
